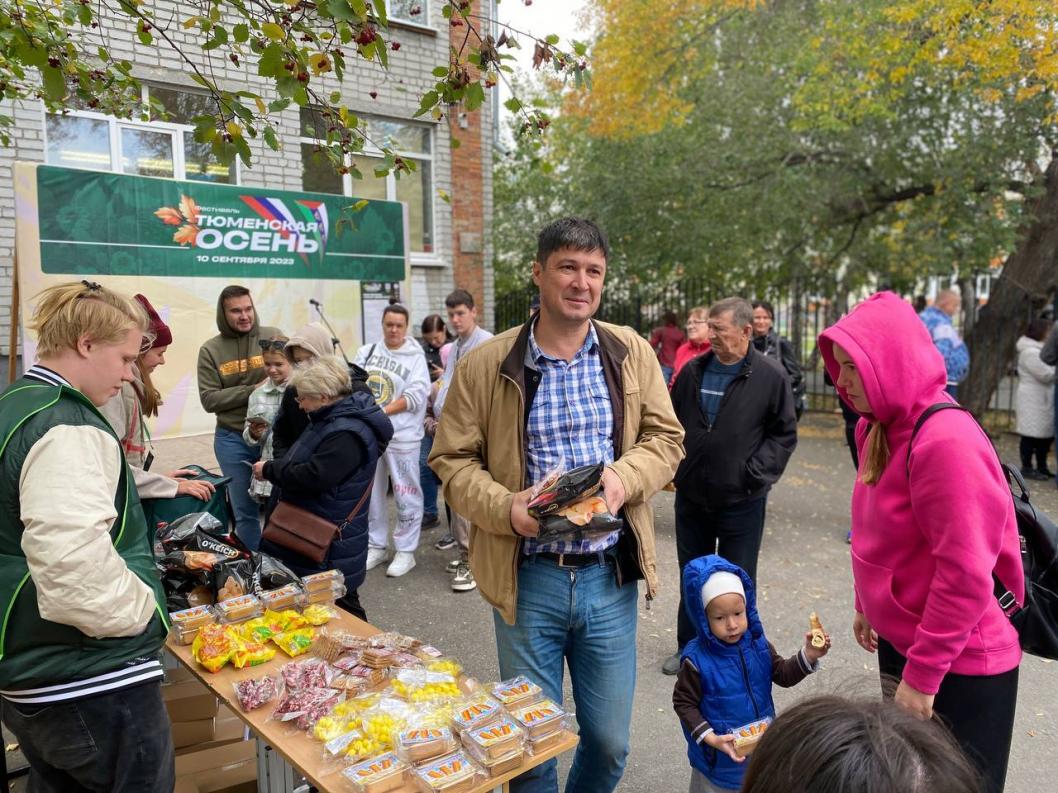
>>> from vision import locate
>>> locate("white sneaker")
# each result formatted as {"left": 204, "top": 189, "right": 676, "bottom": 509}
{"left": 451, "top": 561, "right": 476, "bottom": 592}
{"left": 366, "top": 547, "right": 388, "bottom": 571}
{"left": 386, "top": 551, "right": 416, "bottom": 578}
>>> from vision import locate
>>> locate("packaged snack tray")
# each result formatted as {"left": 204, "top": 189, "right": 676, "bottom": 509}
{"left": 508, "top": 699, "right": 566, "bottom": 740}
{"left": 397, "top": 726, "right": 458, "bottom": 764}
{"left": 413, "top": 750, "right": 482, "bottom": 793}
{"left": 214, "top": 594, "right": 263, "bottom": 624}
{"left": 471, "top": 745, "right": 524, "bottom": 777}
{"left": 303, "top": 581, "right": 347, "bottom": 605}
{"left": 450, "top": 694, "right": 503, "bottom": 734}
{"left": 491, "top": 675, "right": 543, "bottom": 709}
{"left": 461, "top": 715, "right": 524, "bottom": 761}
{"left": 730, "top": 717, "right": 771, "bottom": 756}
{"left": 527, "top": 725, "right": 570, "bottom": 755}
{"left": 259, "top": 584, "right": 303, "bottom": 612}
{"left": 169, "top": 605, "right": 215, "bottom": 645}
{"left": 342, "top": 751, "right": 408, "bottom": 793}
{"left": 301, "top": 569, "right": 343, "bottom": 593}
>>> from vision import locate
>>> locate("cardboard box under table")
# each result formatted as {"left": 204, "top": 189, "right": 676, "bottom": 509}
{"left": 165, "top": 610, "right": 577, "bottom": 793}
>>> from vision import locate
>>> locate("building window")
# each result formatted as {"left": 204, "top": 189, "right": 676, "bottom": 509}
{"left": 300, "top": 109, "right": 435, "bottom": 254}
{"left": 43, "top": 85, "right": 236, "bottom": 184}
{"left": 388, "top": 0, "right": 427, "bottom": 25}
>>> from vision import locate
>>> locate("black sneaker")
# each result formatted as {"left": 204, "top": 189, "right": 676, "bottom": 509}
{"left": 1021, "top": 467, "right": 1049, "bottom": 481}
{"left": 421, "top": 514, "right": 440, "bottom": 530}
{"left": 434, "top": 533, "right": 456, "bottom": 550}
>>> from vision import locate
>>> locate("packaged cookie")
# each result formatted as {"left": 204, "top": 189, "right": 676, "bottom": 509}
{"left": 168, "top": 605, "right": 216, "bottom": 645}
{"left": 300, "top": 569, "right": 343, "bottom": 593}
{"left": 413, "top": 751, "right": 483, "bottom": 793}
{"left": 461, "top": 715, "right": 524, "bottom": 761}
{"left": 259, "top": 584, "right": 304, "bottom": 612}
{"left": 214, "top": 594, "right": 263, "bottom": 624}
{"left": 450, "top": 694, "right": 503, "bottom": 734}
{"left": 341, "top": 751, "right": 408, "bottom": 793}
{"left": 396, "top": 726, "right": 458, "bottom": 764}
{"left": 361, "top": 647, "right": 396, "bottom": 669}
{"left": 508, "top": 699, "right": 566, "bottom": 740}
{"left": 491, "top": 676, "right": 543, "bottom": 709}
{"left": 730, "top": 717, "right": 771, "bottom": 756}
{"left": 527, "top": 725, "right": 570, "bottom": 755}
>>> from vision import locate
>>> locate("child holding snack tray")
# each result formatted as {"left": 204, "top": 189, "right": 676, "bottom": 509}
{"left": 243, "top": 335, "right": 290, "bottom": 503}
{"left": 673, "top": 555, "right": 831, "bottom": 793}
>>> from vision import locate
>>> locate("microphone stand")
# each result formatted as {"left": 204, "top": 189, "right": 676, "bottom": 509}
{"left": 309, "top": 300, "right": 351, "bottom": 365}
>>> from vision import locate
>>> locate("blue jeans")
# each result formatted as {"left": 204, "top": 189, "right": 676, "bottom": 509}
{"left": 1, "top": 681, "right": 174, "bottom": 793}
{"left": 214, "top": 427, "right": 261, "bottom": 550}
{"left": 420, "top": 434, "right": 439, "bottom": 518}
{"left": 660, "top": 365, "right": 675, "bottom": 387}
{"left": 493, "top": 554, "right": 638, "bottom": 793}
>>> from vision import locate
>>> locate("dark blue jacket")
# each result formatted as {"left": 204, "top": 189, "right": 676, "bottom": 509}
{"left": 261, "top": 391, "right": 392, "bottom": 594}
{"left": 680, "top": 555, "right": 775, "bottom": 789}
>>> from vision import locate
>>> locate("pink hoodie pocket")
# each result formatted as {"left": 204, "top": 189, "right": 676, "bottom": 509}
{"left": 851, "top": 550, "right": 921, "bottom": 653}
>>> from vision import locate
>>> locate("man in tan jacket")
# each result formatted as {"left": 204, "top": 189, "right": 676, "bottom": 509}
{"left": 430, "top": 218, "right": 684, "bottom": 793}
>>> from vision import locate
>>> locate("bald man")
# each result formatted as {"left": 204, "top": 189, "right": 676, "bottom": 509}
{"left": 919, "top": 289, "right": 970, "bottom": 398}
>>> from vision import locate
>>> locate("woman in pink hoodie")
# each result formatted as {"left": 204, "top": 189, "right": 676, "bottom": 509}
{"left": 818, "top": 292, "right": 1022, "bottom": 793}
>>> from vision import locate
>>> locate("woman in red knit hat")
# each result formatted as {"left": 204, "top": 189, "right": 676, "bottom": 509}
{"left": 100, "top": 294, "right": 214, "bottom": 501}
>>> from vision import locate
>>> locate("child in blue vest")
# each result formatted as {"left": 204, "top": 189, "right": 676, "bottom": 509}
{"left": 673, "top": 555, "right": 831, "bottom": 793}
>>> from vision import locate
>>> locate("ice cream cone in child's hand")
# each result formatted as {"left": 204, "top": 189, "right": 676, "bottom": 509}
{"left": 805, "top": 612, "right": 831, "bottom": 664}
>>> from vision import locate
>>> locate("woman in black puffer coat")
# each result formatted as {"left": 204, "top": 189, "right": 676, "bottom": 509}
{"left": 254, "top": 356, "right": 393, "bottom": 621}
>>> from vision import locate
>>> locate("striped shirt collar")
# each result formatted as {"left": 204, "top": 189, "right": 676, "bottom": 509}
{"left": 24, "top": 364, "right": 71, "bottom": 387}
{"left": 527, "top": 320, "right": 600, "bottom": 364}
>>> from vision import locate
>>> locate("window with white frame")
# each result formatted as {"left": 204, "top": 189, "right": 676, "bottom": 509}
{"left": 388, "top": 0, "right": 428, "bottom": 25}
{"left": 44, "top": 85, "right": 236, "bottom": 184}
{"left": 300, "top": 108, "right": 435, "bottom": 254}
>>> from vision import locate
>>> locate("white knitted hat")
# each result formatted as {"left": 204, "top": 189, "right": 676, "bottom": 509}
{"left": 701, "top": 571, "right": 745, "bottom": 607}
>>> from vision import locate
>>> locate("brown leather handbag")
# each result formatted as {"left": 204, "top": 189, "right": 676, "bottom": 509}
{"left": 262, "top": 487, "right": 371, "bottom": 564}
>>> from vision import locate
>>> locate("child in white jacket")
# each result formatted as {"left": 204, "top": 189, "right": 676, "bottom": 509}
{"left": 354, "top": 305, "right": 431, "bottom": 578}
{"left": 243, "top": 336, "right": 291, "bottom": 502}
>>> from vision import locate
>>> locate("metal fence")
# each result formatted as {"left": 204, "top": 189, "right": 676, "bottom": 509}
{"left": 495, "top": 283, "right": 1019, "bottom": 427}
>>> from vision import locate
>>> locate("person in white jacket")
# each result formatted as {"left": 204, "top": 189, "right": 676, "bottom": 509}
{"left": 1015, "top": 319, "right": 1056, "bottom": 480}
{"left": 355, "top": 304, "right": 431, "bottom": 577}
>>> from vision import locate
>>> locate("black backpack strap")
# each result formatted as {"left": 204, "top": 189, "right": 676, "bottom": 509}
{"left": 907, "top": 402, "right": 1026, "bottom": 614}
{"left": 905, "top": 403, "right": 971, "bottom": 478}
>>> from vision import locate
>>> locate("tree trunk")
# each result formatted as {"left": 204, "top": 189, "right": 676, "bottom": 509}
{"left": 962, "top": 153, "right": 1058, "bottom": 417}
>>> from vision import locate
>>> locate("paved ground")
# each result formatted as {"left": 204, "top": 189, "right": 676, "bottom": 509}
{"left": 6, "top": 412, "right": 1056, "bottom": 790}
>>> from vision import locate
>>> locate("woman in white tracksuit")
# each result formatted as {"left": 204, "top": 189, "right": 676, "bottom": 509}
{"left": 355, "top": 304, "right": 431, "bottom": 577}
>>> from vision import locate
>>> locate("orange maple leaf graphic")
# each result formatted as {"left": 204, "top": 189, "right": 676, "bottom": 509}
{"left": 179, "top": 195, "right": 200, "bottom": 223}
{"left": 173, "top": 224, "right": 199, "bottom": 246}
{"left": 154, "top": 206, "right": 183, "bottom": 226}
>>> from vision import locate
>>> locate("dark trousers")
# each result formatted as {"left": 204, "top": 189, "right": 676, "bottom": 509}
{"left": 1019, "top": 435, "right": 1053, "bottom": 472}
{"left": 338, "top": 588, "right": 367, "bottom": 623}
{"left": 0, "top": 681, "right": 174, "bottom": 793}
{"left": 878, "top": 638, "right": 1018, "bottom": 793}
{"left": 674, "top": 491, "right": 766, "bottom": 650}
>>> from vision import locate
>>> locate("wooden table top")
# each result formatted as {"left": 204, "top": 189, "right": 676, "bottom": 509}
{"left": 166, "top": 611, "right": 577, "bottom": 792}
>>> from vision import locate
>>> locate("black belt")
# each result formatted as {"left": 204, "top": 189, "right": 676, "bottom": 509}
{"left": 534, "top": 551, "right": 607, "bottom": 569}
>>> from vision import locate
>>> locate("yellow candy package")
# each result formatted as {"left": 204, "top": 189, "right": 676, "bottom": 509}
{"left": 276, "top": 609, "right": 308, "bottom": 632}
{"left": 192, "top": 623, "right": 235, "bottom": 673}
{"left": 301, "top": 603, "right": 338, "bottom": 626}
{"left": 232, "top": 635, "right": 277, "bottom": 668}
{"left": 240, "top": 616, "right": 276, "bottom": 643}
{"left": 272, "top": 627, "right": 316, "bottom": 657}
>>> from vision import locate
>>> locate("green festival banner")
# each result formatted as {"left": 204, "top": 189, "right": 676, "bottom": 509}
{"left": 35, "top": 165, "right": 406, "bottom": 280}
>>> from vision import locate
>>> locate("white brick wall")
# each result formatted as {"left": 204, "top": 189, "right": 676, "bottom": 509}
{"left": 0, "top": 0, "right": 493, "bottom": 355}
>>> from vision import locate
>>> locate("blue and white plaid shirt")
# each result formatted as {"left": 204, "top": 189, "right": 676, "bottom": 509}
{"left": 523, "top": 322, "right": 619, "bottom": 556}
